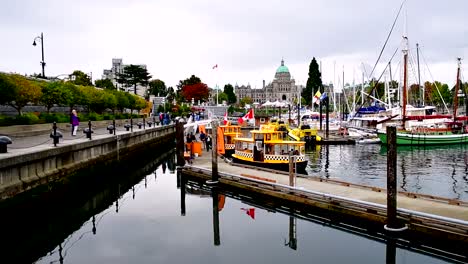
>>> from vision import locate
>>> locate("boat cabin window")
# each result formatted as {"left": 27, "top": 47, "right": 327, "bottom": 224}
{"left": 300, "top": 125, "right": 310, "bottom": 130}
{"left": 254, "top": 133, "right": 263, "bottom": 141}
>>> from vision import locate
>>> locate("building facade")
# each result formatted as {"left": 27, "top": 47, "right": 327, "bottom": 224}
{"left": 102, "top": 58, "right": 148, "bottom": 97}
{"left": 236, "top": 59, "right": 304, "bottom": 105}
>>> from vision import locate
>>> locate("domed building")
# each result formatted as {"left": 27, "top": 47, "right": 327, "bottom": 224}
{"left": 236, "top": 59, "right": 303, "bottom": 105}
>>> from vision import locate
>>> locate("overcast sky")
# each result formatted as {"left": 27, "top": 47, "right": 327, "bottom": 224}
{"left": 1, "top": 0, "right": 467, "bottom": 90}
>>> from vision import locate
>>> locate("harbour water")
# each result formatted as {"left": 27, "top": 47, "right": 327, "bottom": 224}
{"left": 306, "top": 144, "right": 468, "bottom": 201}
{"left": 0, "top": 151, "right": 460, "bottom": 263}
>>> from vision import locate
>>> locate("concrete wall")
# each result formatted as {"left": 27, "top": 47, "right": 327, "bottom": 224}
{"left": 0, "top": 125, "right": 175, "bottom": 200}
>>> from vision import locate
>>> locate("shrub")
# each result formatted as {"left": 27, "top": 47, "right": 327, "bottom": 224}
{"left": 15, "top": 113, "right": 40, "bottom": 125}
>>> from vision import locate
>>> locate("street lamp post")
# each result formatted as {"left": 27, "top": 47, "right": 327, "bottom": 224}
{"left": 32, "top": 32, "right": 46, "bottom": 78}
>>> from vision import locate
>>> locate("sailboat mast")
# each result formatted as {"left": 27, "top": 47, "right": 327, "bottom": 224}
{"left": 402, "top": 37, "right": 408, "bottom": 130}
{"left": 416, "top": 43, "right": 423, "bottom": 106}
{"left": 454, "top": 58, "right": 461, "bottom": 121}
{"left": 361, "top": 71, "right": 364, "bottom": 105}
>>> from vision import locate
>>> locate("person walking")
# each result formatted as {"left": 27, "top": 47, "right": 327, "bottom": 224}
{"left": 199, "top": 130, "right": 206, "bottom": 150}
{"left": 206, "top": 135, "right": 212, "bottom": 152}
{"left": 70, "top": 109, "right": 80, "bottom": 136}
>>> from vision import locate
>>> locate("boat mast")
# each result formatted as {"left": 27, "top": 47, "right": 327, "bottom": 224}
{"left": 416, "top": 43, "right": 423, "bottom": 106}
{"left": 402, "top": 36, "right": 408, "bottom": 129}
{"left": 454, "top": 58, "right": 461, "bottom": 121}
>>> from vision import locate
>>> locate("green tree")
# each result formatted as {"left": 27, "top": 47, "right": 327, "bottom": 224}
{"left": 302, "top": 57, "right": 322, "bottom": 106}
{"left": 114, "top": 90, "right": 130, "bottom": 113}
{"left": 166, "top": 86, "right": 175, "bottom": 103}
{"left": 0, "top": 73, "right": 17, "bottom": 105}
{"left": 95, "top": 78, "right": 115, "bottom": 90}
{"left": 214, "top": 92, "right": 228, "bottom": 103}
{"left": 239, "top": 96, "right": 253, "bottom": 107}
{"left": 117, "top": 65, "right": 151, "bottom": 94}
{"left": 40, "top": 81, "right": 67, "bottom": 113}
{"left": 70, "top": 70, "right": 92, "bottom": 86}
{"left": 62, "top": 82, "right": 83, "bottom": 113}
{"left": 148, "top": 79, "right": 167, "bottom": 96}
{"left": 223, "top": 83, "right": 237, "bottom": 104}
{"left": 6, "top": 74, "right": 42, "bottom": 115}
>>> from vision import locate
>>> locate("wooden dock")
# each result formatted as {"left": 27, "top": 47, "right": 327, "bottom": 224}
{"left": 181, "top": 153, "right": 468, "bottom": 252}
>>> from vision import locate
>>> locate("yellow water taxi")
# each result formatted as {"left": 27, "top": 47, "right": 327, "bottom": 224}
{"left": 231, "top": 124, "right": 308, "bottom": 173}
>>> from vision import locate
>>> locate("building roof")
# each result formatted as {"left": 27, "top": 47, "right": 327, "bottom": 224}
{"left": 276, "top": 59, "right": 289, "bottom": 73}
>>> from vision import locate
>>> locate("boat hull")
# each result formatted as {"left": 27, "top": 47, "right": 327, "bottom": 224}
{"left": 231, "top": 156, "right": 308, "bottom": 174}
{"left": 378, "top": 131, "right": 468, "bottom": 145}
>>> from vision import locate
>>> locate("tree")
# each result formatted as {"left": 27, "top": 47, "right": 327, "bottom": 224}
{"left": 70, "top": 70, "right": 92, "bottom": 86}
{"left": 177, "top": 75, "right": 201, "bottom": 90}
{"left": 5, "top": 74, "right": 42, "bottom": 115}
{"left": 409, "top": 83, "right": 422, "bottom": 105}
{"left": 166, "top": 86, "right": 175, "bottom": 103}
{"left": 62, "top": 82, "right": 83, "bottom": 113}
{"left": 117, "top": 65, "right": 151, "bottom": 94}
{"left": 302, "top": 58, "right": 322, "bottom": 106}
{"left": 0, "top": 73, "right": 17, "bottom": 105}
{"left": 114, "top": 90, "right": 130, "bottom": 113}
{"left": 214, "top": 92, "right": 228, "bottom": 103}
{"left": 223, "top": 84, "right": 237, "bottom": 104}
{"left": 95, "top": 78, "right": 115, "bottom": 90}
{"left": 149, "top": 79, "right": 167, "bottom": 96}
{"left": 40, "top": 81, "right": 67, "bottom": 113}
{"left": 239, "top": 96, "right": 253, "bottom": 107}
{"left": 181, "top": 83, "right": 209, "bottom": 102}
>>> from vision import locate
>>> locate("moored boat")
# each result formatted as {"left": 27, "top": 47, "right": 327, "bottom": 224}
{"left": 218, "top": 122, "right": 242, "bottom": 157}
{"left": 231, "top": 124, "right": 308, "bottom": 173}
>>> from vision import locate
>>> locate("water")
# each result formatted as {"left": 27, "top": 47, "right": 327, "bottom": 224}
{"left": 0, "top": 154, "right": 459, "bottom": 263}
{"left": 306, "top": 144, "right": 468, "bottom": 201}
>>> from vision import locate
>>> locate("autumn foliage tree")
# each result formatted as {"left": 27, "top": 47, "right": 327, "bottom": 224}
{"left": 181, "top": 83, "right": 209, "bottom": 103}
{"left": 1, "top": 74, "right": 42, "bottom": 115}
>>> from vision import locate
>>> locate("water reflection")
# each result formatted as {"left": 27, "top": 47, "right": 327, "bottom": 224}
{"left": 1, "top": 150, "right": 465, "bottom": 263}
{"left": 180, "top": 176, "right": 466, "bottom": 263}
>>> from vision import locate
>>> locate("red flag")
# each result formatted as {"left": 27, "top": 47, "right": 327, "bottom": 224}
{"left": 212, "top": 64, "right": 218, "bottom": 69}
{"left": 241, "top": 208, "right": 255, "bottom": 219}
{"left": 223, "top": 112, "right": 228, "bottom": 125}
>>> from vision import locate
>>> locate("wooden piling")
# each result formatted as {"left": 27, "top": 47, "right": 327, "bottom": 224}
{"left": 180, "top": 169, "right": 186, "bottom": 216}
{"left": 325, "top": 97, "right": 329, "bottom": 139}
{"left": 212, "top": 187, "right": 220, "bottom": 246}
{"left": 289, "top": 151, "right": 294, "bottom": 187}
{"left": 209, "top": 121, "right": 219, "bottom": 183}
{"left": 176, "top": 121, "right": 185, "bottom": 167}
{"left": 386, "top": 126, "right": 398, "bottom": 229}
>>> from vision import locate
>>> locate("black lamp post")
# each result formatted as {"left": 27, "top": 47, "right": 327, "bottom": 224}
{"left": 32, "top": 32, "right": 46, "bottom": 78}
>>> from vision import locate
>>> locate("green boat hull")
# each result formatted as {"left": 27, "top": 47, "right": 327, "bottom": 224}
{"left": 378, "top": 131, "right": 468, "bottom": 145}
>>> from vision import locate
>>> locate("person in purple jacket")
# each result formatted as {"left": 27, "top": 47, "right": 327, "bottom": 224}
{"left": 71, "top": 109, "right": 80, "bottom": 136}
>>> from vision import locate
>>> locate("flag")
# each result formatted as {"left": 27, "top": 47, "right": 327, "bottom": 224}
{"left": 241, "top": 208, "right": 255, "bottom": 219}
{"left": 223, "top": 111, "right": 228, "bottom": 125}
{"left": 212, "top": 64, "right": 218, "bottom": 69}
{"left": 237, "top": 108, "right": 254, "bottom": 124}
{"left": 319, "top": 92, "right": 328, "bottom": 101}
{"left": 312, "top": 91, "right": 322, "bottom": 105}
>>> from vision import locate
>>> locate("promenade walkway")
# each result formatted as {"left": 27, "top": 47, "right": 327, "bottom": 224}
{"left": 0, "top": 123, "right": 165, "bottom": 159}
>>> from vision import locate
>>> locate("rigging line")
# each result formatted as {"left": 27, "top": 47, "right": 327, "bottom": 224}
{"left": 349, "top": 46, "right": 400, "bottom": 121}
{"left": 419, "top": 47, "right": 450, "bottom": 113}
{"left": 368, "top": 0, "right": 406, "bottom": 79}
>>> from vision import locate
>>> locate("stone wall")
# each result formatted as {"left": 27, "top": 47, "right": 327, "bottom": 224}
{"left": 0, "top": 125, "right": 175, "bottom": 200}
